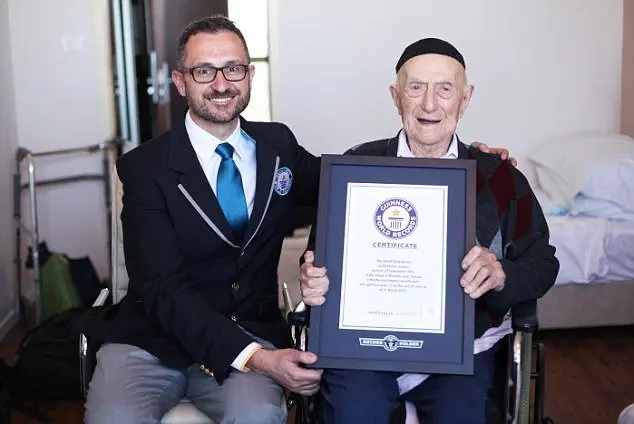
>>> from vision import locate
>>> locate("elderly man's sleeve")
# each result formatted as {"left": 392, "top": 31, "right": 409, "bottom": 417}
{"left": 482, "top": 172, "right": 560, "bottom": 316}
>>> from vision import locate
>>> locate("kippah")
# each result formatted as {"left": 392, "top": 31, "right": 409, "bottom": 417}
{"left": 395, "top": 38, "right": 465, "bottom": 73}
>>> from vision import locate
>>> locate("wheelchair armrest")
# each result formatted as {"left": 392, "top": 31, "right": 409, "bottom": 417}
{"left": 80, "top": 288, "right": 110, "bottom": 399}
{"left": 287, "top": 307, "right": 309, "bottom": 328}
{"left": 91, "top": 288, "right": 111, "bottom": 308}
{"left": 511, "top": 299, "right": 538, "bottom": 333}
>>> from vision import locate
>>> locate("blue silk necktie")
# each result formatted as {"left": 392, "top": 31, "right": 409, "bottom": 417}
{"left": 215, "top": 142, "right": 248, "bottom": 242}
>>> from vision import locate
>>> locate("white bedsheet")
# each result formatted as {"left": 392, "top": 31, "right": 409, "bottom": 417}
{"left": 546, "top": 215, "right": 634, "bottom": 285}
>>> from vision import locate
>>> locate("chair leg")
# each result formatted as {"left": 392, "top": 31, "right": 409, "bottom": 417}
{"left": 294, "top": 393, "right": 322, "bottom": 424}
{"left": 531, "top": 343, "right": 546, "bottom": 424}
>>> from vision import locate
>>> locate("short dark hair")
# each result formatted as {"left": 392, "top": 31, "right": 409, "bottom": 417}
{"left": 176, "top": 15, "right": 250, "bottom": 67}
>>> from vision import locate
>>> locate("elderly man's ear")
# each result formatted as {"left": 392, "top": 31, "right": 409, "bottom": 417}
{"left": 470, "top": 141, "right": 518, "bottom": 167}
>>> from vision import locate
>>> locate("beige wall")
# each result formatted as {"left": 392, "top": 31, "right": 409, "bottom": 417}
{"left": 623, "top": 0, "right": 634, "bottom": 137}
{"left": 0, "top": 0, "right": 20, "bottom": 339}
{"left": 0, "top": 0, "right": 116, "bottom": 336}
{"left": 271, "top": 0, "right": 624, "bottom": 162}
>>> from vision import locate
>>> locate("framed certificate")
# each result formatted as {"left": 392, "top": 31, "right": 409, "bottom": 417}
{"left": 306, "top": 154, "right": 477, "bottom": 375}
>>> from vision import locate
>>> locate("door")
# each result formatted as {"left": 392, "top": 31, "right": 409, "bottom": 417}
{"left": 111, "top": 0, "right": 228, "bottom": 151}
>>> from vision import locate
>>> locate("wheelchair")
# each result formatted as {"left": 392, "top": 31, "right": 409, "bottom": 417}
{"left": 79, "top": 168, "right": 553, "bottom": 423}
{"left": 285, "top": 298, "right": 554, "bottom": 424}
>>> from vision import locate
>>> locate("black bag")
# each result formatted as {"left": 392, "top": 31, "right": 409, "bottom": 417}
{"left": 11, "top": 308, "right": 86, "bottom": 400}
{"left": 0, "top": 369, "right": 9, "bottom": 424}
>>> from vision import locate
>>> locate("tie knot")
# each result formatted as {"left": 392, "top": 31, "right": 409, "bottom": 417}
{"left": 216, "top": 142, "right": 235, "bottom": 160}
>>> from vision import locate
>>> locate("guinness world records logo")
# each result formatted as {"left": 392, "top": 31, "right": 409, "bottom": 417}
{"left": 374, "top": 198, "right": 418, "bottom": 239}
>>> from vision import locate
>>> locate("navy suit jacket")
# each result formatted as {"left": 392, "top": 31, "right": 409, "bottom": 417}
{"left": 82, "top": 117, "right": 320, "bottom": 382}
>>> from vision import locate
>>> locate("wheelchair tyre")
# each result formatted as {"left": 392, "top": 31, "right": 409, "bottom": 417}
{"left": 542, "top": 417, "right": 554, "bottom": 424}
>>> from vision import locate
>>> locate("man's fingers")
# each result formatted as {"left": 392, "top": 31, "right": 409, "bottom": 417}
{"left": 509, "top": 157, "right": 518, "bottom": 167}
{"left": 303, "top": 275, "right": 329, "bottom": 290}
{"left": 303, "top": 251, "right": 314, "bottom": 264}
{"left": 293, "top": 378, "right": 322, "bottom": 395}
{"left": 304, "top": 295, "right": 325, "bottom": 306}
{"left": 469, "top": 277, "right": 497, "bottom": 299}
{"left": 472, "top": 141, "right": 490, "bottom": 152}
{"left": 463, "top": 266, "right": 490, "bottom": 296}
{"left": 461, "top": 246, "right": 484, "bottom": 270}
{"left": 298, "top": 384, "right": 321, "bottom": 396}
{"left": 289, "top": 366, "right": 322, "bottom": 384}
{"left": 301, "top": 285, "right": 327, "bottom": 296}
{"left": 305, "top": 266, "right": 327, "bottom": 278}
{"left": 462, "top": 253, "right": 492, "bottom": 284}
{"left": 296, "top": 350, "right": 318, "bottom": 364}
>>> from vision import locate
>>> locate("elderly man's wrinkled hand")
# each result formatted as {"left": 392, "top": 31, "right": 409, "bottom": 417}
{"left": 460, "top": 246, "right": 506, "bottom": 299}
{"left": 471, "top": 141, "right": 518, "bottom": 167}
{"left": 299, "top": 251, "right": 329, "bottom": 306}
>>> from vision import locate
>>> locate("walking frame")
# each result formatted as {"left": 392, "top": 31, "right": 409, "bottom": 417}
{"left": 12, "top": 139, "right": 122, "bottom": 325}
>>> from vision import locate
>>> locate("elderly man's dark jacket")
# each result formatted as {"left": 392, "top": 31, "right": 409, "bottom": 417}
{"left": 308, "top": 133, "right": 559, "bottom": 337}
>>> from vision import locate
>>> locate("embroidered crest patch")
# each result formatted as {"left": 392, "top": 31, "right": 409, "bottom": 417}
{"left": 274, "top": 167, "right": 293, "bottom": 196}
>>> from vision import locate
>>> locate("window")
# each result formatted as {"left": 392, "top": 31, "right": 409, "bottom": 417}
{"left": 228, "top": 0, "right": 271, "bottom": 122}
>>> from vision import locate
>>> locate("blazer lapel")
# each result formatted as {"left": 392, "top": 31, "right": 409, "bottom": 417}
{"left": 168, "top": 123, "right": 238, "bottom": 247}
{"left": 240, "top": 122, "right": 279, "bottom": 250}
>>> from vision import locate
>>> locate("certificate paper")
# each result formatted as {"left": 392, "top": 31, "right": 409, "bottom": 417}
{"left": 339, "top": 183, "right": 448, "bottom": 334}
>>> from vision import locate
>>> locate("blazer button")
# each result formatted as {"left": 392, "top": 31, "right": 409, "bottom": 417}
{"left": 230, "top": 315, "right": 237, "bottom": 322}
{"left": 199, "top": 365, "right": 214, "bottom": 377}
{"left": 231, "top": 281, "right": 240, "bottom": 291}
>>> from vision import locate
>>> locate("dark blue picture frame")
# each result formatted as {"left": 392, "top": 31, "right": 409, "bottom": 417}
{"left": 307, "top": 154, "right": 477, "bottom": 375}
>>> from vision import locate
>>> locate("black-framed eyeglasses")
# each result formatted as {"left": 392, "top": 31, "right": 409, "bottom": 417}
{"left": 179, "top": 64, "right": 249, "bottom": 83}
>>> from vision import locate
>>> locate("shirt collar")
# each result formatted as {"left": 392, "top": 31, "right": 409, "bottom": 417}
{"left": 396, "top": 130, "right": 458, "bottom": 159}
{"left": 185, "top": 111, "right": 246, "bottom": 162}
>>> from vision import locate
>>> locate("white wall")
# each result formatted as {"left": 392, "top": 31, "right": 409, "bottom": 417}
{"left": 0, "top": 0, "right": 20, "bottom": 339}
{"left": 623, "top": 0, "right": 634, "bottom": 137}
{"left": 0, "top": 0, "right": 116, "bottom": 335}
{"left": 269, "top": 0, "right": 623, "bottom": 165}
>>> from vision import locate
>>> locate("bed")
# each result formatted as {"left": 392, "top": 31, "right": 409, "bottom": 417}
{"left": 538, "top": 215, "right": 634, "bottom": 329}
{"left": 525, "top": 132, "right": 634, "bottom": 330}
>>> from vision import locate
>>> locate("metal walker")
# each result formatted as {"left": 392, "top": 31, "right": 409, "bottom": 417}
{"left": 12, "top": 139, "right": 121, "bottom": 324}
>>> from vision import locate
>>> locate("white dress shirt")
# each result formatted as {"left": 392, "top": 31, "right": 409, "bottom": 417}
{"left": 185, "top": 111, "right": 262, "bottom": 372}
{"left": 394, "top": 130, "right": 512, "bottom": 394}
{"left": 185, "top": 111, "right": 256, "bottom": 216}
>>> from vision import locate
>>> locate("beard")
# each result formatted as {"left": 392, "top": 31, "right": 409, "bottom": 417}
{"left": 186, "top": 84, "right": 251, "bottom": 124}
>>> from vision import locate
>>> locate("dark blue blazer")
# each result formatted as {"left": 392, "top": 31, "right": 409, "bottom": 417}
{"left": 82, "top": 117, "right": 320, "bottom": 382}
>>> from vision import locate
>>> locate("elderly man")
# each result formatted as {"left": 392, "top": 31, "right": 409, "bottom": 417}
{"left": 299, "top": 38, "right": 559, "bottom": 424}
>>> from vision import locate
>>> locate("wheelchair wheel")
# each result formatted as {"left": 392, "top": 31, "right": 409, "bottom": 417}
{"left": 542, "top": 417, "right": 554, "bottom": 424}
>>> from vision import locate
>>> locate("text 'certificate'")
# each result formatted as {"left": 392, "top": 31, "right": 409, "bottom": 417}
{"left": 339, "top": 183, "right": 448, "bottom": 334}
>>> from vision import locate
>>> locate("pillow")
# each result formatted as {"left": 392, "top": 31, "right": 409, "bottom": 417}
{"left": 527, "top": 133, "right": 634, "bottom": 211}
{"left": 579, "top": 158, "right": 634, "bottom": 213}
{"left": 570, "top": 193, "right": 634, "bottom": 221}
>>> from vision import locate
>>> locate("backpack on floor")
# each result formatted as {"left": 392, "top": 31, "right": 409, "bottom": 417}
{"left": 0, "top": 369, "right": 9, "bottom": 424}
{"left": 11, "top": 308, "right": 86, "bottom": 400}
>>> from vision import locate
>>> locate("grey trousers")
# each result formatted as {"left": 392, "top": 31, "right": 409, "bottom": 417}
{"left": 84, "top": 343, "right": 285, "bottom": 424}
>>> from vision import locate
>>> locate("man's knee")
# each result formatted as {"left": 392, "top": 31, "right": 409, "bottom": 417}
{"left": 85, "top": 343, "right": 185, "bottom": 424}
{"left": 85, "top": 399, "right": 161, "bottom": 424}
{"left": 220, "top": 401, "right": 286, "bottom": 424}
{"left": 85, "top": 373, "right": 170, "bottom": 424}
